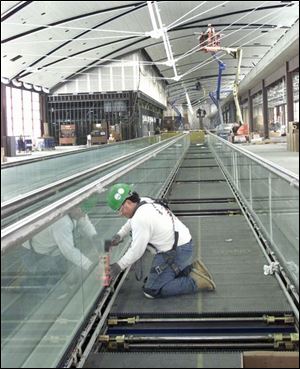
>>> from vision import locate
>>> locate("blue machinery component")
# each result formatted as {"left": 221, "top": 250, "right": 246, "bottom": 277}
{"left": 209, "top": 53, "right": 226, "bottom": 125}
{"left": 169, "top": 87, "right": 203, "bottom": 129}
{"left": 170, "top": 102, "right": 184, "bottom": 129}
{"left": 213, "top": 53, "right": 226, "bottom": 102}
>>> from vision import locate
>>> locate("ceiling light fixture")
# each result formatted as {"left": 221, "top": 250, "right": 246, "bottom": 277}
{"left": 185, "top": 90, "right": 194, "bottom": 115}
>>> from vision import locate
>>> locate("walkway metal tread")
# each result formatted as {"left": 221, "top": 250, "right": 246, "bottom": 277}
{"left": 83, "top": 351, "right": 242, "bottom": 368}
{"left": 169, "top": 182, "right": 234, "bottom": 199}
{"left": 110, "top": 213, "right": 291, "bottom": 315}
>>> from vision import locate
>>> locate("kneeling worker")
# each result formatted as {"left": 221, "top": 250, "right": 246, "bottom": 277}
{"left": 106, "top": 183, "right": 216, "bottom": 298}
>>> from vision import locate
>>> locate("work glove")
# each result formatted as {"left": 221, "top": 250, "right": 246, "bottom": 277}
{"left": 111, "top": 234, "right": 121, "bottom": 246}
{"left": 110, "top": 263, "right": 121, "bottom": 280}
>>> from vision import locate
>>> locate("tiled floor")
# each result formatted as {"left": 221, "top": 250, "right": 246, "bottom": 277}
{"left": 240, "top": 141, "right": 299, "bottom": 175}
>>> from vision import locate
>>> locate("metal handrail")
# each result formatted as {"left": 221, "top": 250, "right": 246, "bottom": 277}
{"left": 206, "top": 131, "right": 299, "bottom": 186}
{"left": 1, "top": 134, "right": 181, "bottom": 218}
{"left": 1, "top": 134, "right": 188, "bottom": 253}
{"left": 1, "top": 134, "right": 177, "bottom": 169}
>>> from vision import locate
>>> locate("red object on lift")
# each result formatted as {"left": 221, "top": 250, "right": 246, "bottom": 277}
{"left": 198, "top": 24, "right": 221, "bottom": 52}
{"left": 237, "top": 123, "right": 249, "bottom": 136}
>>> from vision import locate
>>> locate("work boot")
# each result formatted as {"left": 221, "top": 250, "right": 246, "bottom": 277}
{"left": 192, "top": 259, "right": 214, "bottom": 281}
{"left": 143, "top": 291, "right": 155, "bottom": 299}
{"left": 190, "top": 269, "right": 216, "bottom": 290}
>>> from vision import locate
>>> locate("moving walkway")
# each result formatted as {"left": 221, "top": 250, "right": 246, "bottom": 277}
{"left": 1, "top": 133, "right": 298, "bottom": 368}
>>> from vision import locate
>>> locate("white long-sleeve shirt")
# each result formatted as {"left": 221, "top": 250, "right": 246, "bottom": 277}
{"left": 117, "top": 197, "right": 192, "bottom": 270}
{"left": 23, "top": 215, "right": 95, "bottom": 270}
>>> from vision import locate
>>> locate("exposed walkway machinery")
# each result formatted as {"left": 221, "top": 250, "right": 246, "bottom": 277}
{"left": 1, "top": 133, "right": 298, "bottom": 368}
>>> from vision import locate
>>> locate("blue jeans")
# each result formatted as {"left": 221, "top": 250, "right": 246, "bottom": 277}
{"left": 143, "top": 239, "right": 198, "bottom": 298}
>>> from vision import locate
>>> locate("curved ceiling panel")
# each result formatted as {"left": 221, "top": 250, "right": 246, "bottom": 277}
{"left": 1, "top": 1, "right": 299, "bottom": 105}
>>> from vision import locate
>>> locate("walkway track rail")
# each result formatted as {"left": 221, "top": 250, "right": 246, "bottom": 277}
{"left": 207, "top": 132, "right": 299, "bottom": 325}
{"left": 207, "top": 132, "right": 299, "bottom": 185}
{"left": 0, "top": 136, "right": 162, "bottom": 169}
{"left": 1, "top": 133, "right": 189, "bottom": 254}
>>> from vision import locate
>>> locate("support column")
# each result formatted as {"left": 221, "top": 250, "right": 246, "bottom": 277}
{"left": 40, "top": 93, "right": 47, "bottom": 136}
{"left": 1, "top": 83, "right": 8, "bottom": 151}
{"left": 262, "top": 79, "right": 269, "bottom": 139}
{"left": 229, "top": 102, "right": 236, "bottom": 123}
{"left": 285, "top": 61, "right": 294, "bottom": 124}
{"left": 248, "top": 89, "right": 253, "bottom": 134}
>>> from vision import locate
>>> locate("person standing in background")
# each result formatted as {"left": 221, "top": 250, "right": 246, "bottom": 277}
{"left": 87, "top": 133, "right": 92, "bottom": 148}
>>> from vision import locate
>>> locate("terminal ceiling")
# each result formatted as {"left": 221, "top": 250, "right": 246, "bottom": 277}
{"left": 1, "top": 1, "right": 299, "bottom": 106}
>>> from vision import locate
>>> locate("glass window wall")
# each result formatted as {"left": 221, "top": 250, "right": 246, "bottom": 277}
{"left": 267, "top": 78, "right": 287, "bottom": 136}
{"left": 292, "top": 72, "right": 299, "bottom": 121}
{"left": 241, "top": 99, "right": 249, "bottom": 125}
{"left": 5, "top": 86, "right": 41, "bottom": 145}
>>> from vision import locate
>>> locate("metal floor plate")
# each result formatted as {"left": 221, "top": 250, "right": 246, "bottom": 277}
{"left": 110, "top": 215, "right": 292, "bottom": 314}
{"left": 168, "top": 182, "right": 234, "bottom": 200}
{"left": 83, "top": 352, "right": 242, "bottom": 368}
{"left": 175, "top": 167, "right": 226, "bottom": 181}
{"left": 110, "top": 212, "right": 291, "bottom": 314}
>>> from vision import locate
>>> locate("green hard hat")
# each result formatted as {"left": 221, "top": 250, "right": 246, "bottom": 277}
{"left": 80, "top": 193, "right": 98, "bottom": 213}
{"left": 107, "top": 183, "right": 133, "bottom": 211}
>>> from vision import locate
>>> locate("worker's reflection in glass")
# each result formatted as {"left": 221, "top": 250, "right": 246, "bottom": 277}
{"left": 21, "top": 203, "right": 99, "bottom": 298}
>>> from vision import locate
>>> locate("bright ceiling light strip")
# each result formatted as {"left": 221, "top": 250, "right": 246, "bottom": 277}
{"left": 13, "top": 2, "right": 295, "bottom": 85}
{"left": 185, "top": 90, "right": 194, "bottom": 115}
{"left": 177, "top": 0, "right": 293, "bottom": 64}
{"left": 178, "top": 3, "right": 293, "bottom": 89}
{"left": 166, "top": 1, "right": 207, "bottom": 30}
{"left": 212, "top": 1, "right": 271, "bottom": 36}
{"left": 222, "top": 3, "right": 296, "bottom": 53}
{"left": 176, "top": 0, "right": 274, "bottom": 63}
{"left": 168, "top": 1, "right": 230, "bottom": 31}
{"left": 182, "top": 0, "right": 271, "bottom": 59}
